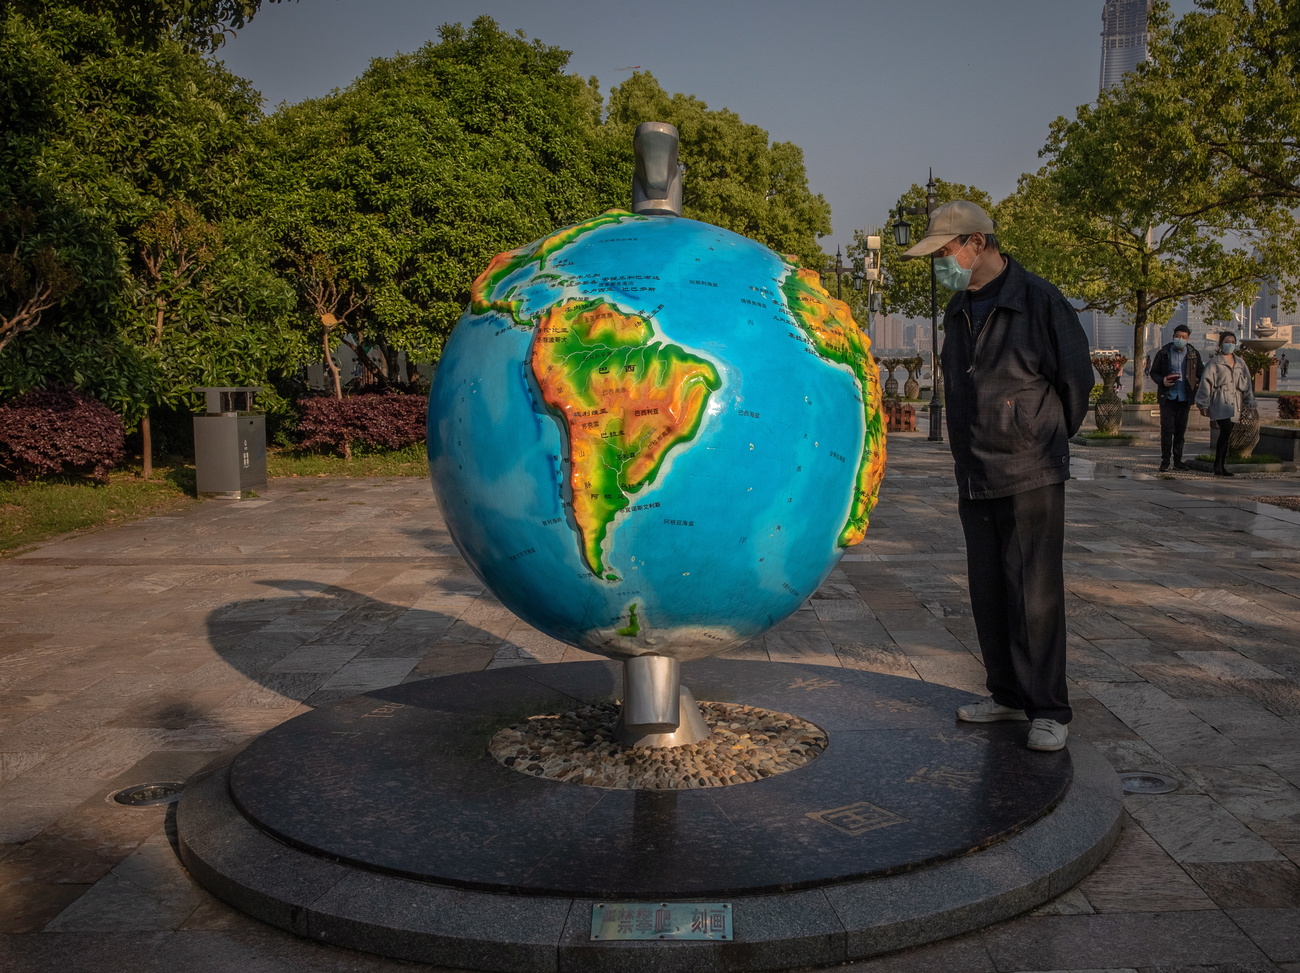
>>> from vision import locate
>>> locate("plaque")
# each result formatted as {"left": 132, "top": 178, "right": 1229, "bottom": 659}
{"left": 590, "top": 902, "right": 732, "bottom": 941}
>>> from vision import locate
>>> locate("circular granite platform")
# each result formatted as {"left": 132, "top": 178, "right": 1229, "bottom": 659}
{"left": 177, "top": 661, "right": 1123, "bottom": 973}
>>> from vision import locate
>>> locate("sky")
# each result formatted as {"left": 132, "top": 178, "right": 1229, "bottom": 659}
{"left": 217, "top": 0, "right": 1199, "bottom": 252}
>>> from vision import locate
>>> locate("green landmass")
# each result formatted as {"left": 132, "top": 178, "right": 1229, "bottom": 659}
{"left": 780, "top": 266, "right": 887, "bottom": 546}
{"left": 469, "top": 210, "right": 641, "bottom": 324}
{"left": 617, "top": 604, "right": 641, "bottom": 637}
{"left": 532, "top": 298, "right": 720, "bottom": 577}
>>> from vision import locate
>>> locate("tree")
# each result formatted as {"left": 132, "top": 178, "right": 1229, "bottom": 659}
{"left": 997, "top": 3, "right": 1289, "bottom": 404}
{"left": 603, "top": 73, "right": 831, "bottom": 268}
{"left": 0, "top": 0, "right": 292, "bottom": 50}
{"left": 0, "top": 207, "right": 80, "bottom": 355}
{"left": 0, "top": 3, "right": 300, "bottom": 449}
{"left": 294, "top": 255, "right": 364, "bottom": 401}
{"left": 251, "top": 17, "right": 627, "bottom": 379}
{"left": 1142, "top": 0, "right": 1300, "bottom": 211}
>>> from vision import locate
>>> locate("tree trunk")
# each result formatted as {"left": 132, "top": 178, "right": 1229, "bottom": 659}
{"left": 383, "top": 343, "right": 401, "bottom": 386}
{"left": 323, "top": 329, "right": 343, "bottom": 400}
{"left": 1130, "top": 290, "right": 1148, "bottom": 405}
{"left": 141, "top": 412, "right": 153, "bottom": 478}
{"left": 143, "top": 296, "right": 166, "bottom": 478}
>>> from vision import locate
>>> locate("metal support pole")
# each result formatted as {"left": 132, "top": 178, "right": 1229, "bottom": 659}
{"left": 615, "top": 655, "right": 710, "bottom": 747}
{"left": 925, "top": 173, "right": 944, "bottom": 442}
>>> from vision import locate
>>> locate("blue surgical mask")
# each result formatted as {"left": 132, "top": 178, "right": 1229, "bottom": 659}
{"left": 934, "top": 241, "right": 973, "bottom": 290}
{"left": 1221, "top": 343, "right": 1237, "bottom": 355}
{"left": 1173, "top": 337, "right": 1187, "bottom": 350}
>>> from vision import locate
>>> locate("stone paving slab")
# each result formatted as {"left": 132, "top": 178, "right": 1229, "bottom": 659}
{"left": 2, "top": 435, "right": 1300, "bottom": 972}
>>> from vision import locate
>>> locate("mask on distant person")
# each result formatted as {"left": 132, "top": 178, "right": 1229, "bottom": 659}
{"left": 1173, "top": 337, "right": 1187, "bottom": 350}
{"left": 934, "top": 241, "right": 973, "bottom": 290}
{"left": 1221, "top": 342, "right": 1237, "bottom": 355}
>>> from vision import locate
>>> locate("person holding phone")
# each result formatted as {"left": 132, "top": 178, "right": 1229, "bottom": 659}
{"left": 1148, "top": 324, "right": 1203, "bottom": 472}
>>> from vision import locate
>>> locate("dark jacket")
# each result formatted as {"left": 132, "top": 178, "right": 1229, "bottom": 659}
{"left": 1147, "top": 341, "right": 1203, "bottom": 403}
{"left": 940, "top": 255, "right": 1093, "bottom": 500}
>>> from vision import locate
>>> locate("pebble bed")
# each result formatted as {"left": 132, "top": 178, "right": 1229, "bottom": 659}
{"left": 489, "top": 701, "right": 828, "bottom": 789}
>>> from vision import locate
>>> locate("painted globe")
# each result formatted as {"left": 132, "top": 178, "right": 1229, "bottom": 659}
{"left": 428, "top": 210, "right": 886, "bottom": 661}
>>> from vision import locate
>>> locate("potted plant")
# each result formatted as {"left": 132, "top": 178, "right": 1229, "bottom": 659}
{"left": 902, "top": 355, "right": 922, "bottom": 400}
{"left": 1090, "top": 352, "right": 1127, "bottom": 434}
{"left": 881, "top": 358, "right": 902, "bottom": 400}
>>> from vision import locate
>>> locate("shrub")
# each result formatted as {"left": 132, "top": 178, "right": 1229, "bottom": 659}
{"left": 0, "top": 387, "right": 126, "bottom": 483}
{"left": 296, "top": 393, "right": 428, "bottom": 456}
{"left": 1279, "top": 393, "right": 1300, "bottom": 420}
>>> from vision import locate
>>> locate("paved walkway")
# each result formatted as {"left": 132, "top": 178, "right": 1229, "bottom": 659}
{"left": 1, "top": 434, "right": 1298, "bottom": 973}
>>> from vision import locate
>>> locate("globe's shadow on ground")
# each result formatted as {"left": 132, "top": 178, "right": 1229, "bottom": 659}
{"left": 202, "top": 578, "right": 503, "bottom": 711}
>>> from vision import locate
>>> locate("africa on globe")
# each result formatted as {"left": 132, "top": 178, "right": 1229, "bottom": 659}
{"left": 428, "top": 208, "right": 886, "bottom": 662}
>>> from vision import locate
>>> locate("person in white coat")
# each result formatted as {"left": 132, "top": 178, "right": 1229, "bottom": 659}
{"left": 1196, "top": 330, "right": 1257, "bottom": 477}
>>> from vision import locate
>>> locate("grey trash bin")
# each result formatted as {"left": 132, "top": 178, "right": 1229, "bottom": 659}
{"left": 193, "top": 387, "right": 267, "bottom": 499}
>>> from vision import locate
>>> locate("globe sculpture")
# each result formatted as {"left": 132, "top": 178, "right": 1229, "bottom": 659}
{"left": 428, "top": 123, "right": 886, "bottom": 745}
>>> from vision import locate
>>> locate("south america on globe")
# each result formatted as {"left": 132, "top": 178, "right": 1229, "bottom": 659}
{"left": 428, "top": 209, "right": 886, "bottom": 662}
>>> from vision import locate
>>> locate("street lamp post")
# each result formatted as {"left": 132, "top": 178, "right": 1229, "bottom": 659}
{"left": 892, "top": 171, "right": 944, "bottom": 443}
{"left": 824, "top": 247, "right": 850, "bottom": 300}
{"left": 821, "top": 238, "right": 883, "bottom": 341}
{"left": 859, "top": 236, "right": 882, "bottom": 342}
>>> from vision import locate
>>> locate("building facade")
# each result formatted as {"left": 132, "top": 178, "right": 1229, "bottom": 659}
{"left": 1100, "top": 0, "right": 1154, "bottom": 90}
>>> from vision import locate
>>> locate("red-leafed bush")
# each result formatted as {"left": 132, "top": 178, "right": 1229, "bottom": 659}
{"left": 1278, "top": 393, "right": 1300, "bottom": 420}
{"left": 296, "top": 393, "right": 428, "bottom": 455}
{"left": 0, "top": 387, "right": 126, "bottom": 483}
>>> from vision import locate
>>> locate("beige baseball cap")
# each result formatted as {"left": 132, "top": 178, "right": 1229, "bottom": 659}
{"left": 901, "top": 200, "right": 996, "bottom": 259}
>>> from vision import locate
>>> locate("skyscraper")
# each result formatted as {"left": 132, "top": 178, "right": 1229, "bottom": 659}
{"left": 1100, "top": 0, "right": 1154, "bottom": 91}
{"left": 1092, "top": 0, "right": 1156, "bottom": 353}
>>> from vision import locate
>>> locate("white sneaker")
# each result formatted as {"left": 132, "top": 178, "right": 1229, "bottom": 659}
{"left": 1027, "top": 719, "right": 1068, "bottom": 752}
{"left": 955, "top": 698, "right": 1029, "bottom": 723}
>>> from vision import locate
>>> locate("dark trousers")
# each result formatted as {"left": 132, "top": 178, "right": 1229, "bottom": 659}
{"left": 1158, "top": 398, "right": 1192, "bottom": 463}
{"left": 958, "top": 482, "right": 1071, "bottom": 723}
{"left": 1214, "top": 418, "right": 1235, "bottom": 472}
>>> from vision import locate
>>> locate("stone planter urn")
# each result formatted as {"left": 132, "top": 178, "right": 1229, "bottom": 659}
{"left": 1094, "top": 373, "right": 1125, "bottom": 434}
{"left": 903, "top": 358, "right": 921, "bottom": 401}
{"left": 1091, "top": 353, "right": 1127, "bottom": 435}
{"left": 882, "top": 359, "right": 901, "bottom": 400}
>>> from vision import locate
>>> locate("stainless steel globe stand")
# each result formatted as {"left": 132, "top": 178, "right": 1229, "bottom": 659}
{"left": 615, "top": 654, "right": 710, "bottom": 747}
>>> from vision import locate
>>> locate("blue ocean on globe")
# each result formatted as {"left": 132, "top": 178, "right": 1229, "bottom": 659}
{"left": 428, "top": 210, "right": 885, "bottom": 661}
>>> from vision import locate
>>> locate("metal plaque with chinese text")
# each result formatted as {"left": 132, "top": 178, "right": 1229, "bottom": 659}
{"left": 590, "top": 902, "right": 732, "bottom": 941}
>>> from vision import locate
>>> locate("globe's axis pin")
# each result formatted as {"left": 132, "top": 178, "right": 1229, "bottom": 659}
{"left": 633, "top": 121, "right": 683, "bottom": 217}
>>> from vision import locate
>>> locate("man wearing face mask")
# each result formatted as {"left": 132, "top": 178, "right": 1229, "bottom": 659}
{"left": 1148, "top": 324, "right": 1204, "bottom": 472}
{"left": 902, "top": 200, "right": 1093, "bottom": 753}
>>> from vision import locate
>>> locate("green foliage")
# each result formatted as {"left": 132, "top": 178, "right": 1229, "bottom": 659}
{"left": 0, "top": 464, "right": 195, "bottom": 555}
{"left": 996, "top": 0, "right": 1296, "bottom": 404}
{"left": 1142, "top": 0, "right": 1300, "bottom": 227}
{"left": 604, "top": 72, "right": 831, "bottom": 268}
{"left": 1078, "top": 431, "right": 1139, "bottom": 440}
{"left": 3, "top": 5, "right": 839, "bottom": 422}
{"left": 267, "top": 442, "right": 429, "bottom": 477}
{"left": 252, "top": 17, "right": 622, "bottom": 374}
{"left": 250, "top": 23, "right": 834, "bottom": 378}
{"left": 1240, "top": 348, "right": 1276, "bottom": 378}
{"left": 0, "top": 2, "right": 302, "bottom": 423}
{"left": 0, "top": 0, "right": 291, "bottom": 51}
